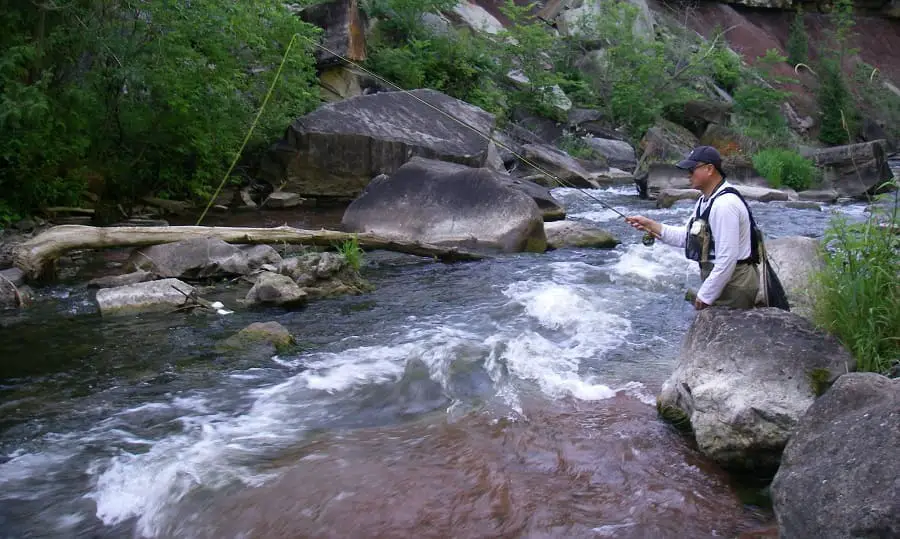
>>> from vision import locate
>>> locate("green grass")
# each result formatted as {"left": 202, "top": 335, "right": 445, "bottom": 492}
{"left": 751, "top": 148, "right": 817, "bottom": 191}
{"left": 337, "top": 236, "right": 365, "bottom": 273}
{"left": 813, "top": 184, "right": 900, "bottom": 374}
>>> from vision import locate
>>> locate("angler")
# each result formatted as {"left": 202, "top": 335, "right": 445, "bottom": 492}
{"left": 626, "top": 146, "right": 789, "bottom": 311}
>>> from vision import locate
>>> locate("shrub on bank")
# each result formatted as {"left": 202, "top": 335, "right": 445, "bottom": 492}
{"left": 813, "top": 185, "right": 900, "bottom": 375}
{"left": 751, "top": 149, "right": 817, "bottom": 191}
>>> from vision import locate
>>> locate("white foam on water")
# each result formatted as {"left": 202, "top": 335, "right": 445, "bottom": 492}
{"left": 610, "top": 242, "right": 694, "bottom": 285}
{"left": 85, "top": 324, "right": 490, "bottom": 537}
{"left": 487, "top": 279, "right": 633, "bottom": 402}
{"left": 568, "top": 209, "right": 622, "bottom": 223}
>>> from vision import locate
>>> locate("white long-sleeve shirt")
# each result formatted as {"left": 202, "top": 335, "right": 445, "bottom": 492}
{"left": 658, "top": 182, "right": 752, "bottom": 305}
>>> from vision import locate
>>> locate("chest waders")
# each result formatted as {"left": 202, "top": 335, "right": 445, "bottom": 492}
{"left": 684, "top": 185, "right": 763, "bottom": 309}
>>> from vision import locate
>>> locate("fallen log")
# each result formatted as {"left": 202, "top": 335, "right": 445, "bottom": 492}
{"left": 13, "top": 224, "right": 485, "bottom": 280}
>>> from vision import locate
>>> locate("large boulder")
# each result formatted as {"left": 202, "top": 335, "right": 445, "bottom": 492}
{"left": 806, "top": 141, "right": 894, "bottom": 199}
{"left": 759, "top": 236, "right": 824, "bottom": 320}
{"left": 522, "top": 143, "right": 600, "bottom": 188}
{"left": 583, "top": 137, "right": 637, "bottom": 172}
{"left": 341, "top": 157, "right": 547, "bottom": 253}
{"left": 557, "top": 0, "right": 655, "bottom": 41}
{"left": 260, "top": 89, "right": 496, "bottom": 200}
{"left": 771, "top": 373, "right": 900, "bottom": 539}
{"left": 128, "top": 238, "right": 283, "bottom": 280}
{"left": 635, "top": 119, "right": 699, "bottom": 197}
{"left": 95, "top": 278, "right": 194, "bottom": 316}
{"left": 657, "top": 308, "right": 854, "bottom": 472}
{"left": 544, "top": 221, "right": 619, "bottom": 249}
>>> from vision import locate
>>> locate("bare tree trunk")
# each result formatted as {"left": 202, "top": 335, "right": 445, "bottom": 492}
{"left": 13, "top": 225, "right": 484, "bottom": 280}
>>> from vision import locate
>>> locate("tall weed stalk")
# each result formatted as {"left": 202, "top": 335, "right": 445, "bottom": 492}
{"left": 813, "top": 180, "right": 899, "bottom": 374}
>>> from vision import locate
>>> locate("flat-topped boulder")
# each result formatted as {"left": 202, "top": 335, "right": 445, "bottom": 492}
{"left": 259, "top": 89, "right": 496, "bottom": 200}
{"left": 657, "top": 308, "right": 854, "bottom": 472}
{"left": 806, "top": 140, "right": 894, "bottom": 199}
{"left": 95, "top": 278, "right": 195, "bottom": 316}
{"left": 342, "top": 157, "right": 547, "bottom": 253}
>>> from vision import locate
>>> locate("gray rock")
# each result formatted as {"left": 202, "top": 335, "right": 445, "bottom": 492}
{"left": 733, "top": 184, "right": 791, "bottom": 202}
{"left": 583, "top": 137, "right": 637, "bottom": 172}
{"left": 656, "top": 188, "right": 701, "bottom": 209}
{"left": 784, "top": 201, "right": 823, "bottom": 211}
{"left": 797, "top": 189, "right": 840, "bottom": 203}
{"left": 497, "top": 176, "right": 567, "bottom": 222}
{"left": 264, "top": 192, "right": 304, "bottom": 209}
{"left": 315, "top": 252, "right": 347, "bottom": 278}
{"left": 522, "top": 143, "right": 598, "bottom": 188}
{"left": 220, "top": 321, "right": 295, "bottom": 353}
{"left": 657, "top": 308, "right": 854, "bottom": 472}
{"left": 0, "top": 267, "right": 25, "bottom": 287}
{"left": 260, "top": 89, "right": 495, "bottom": 200}
{"left": 544, "top": 221, "right": 619, "bottom": 249}
{"left": 759, "top": 236, "right": 824, "bottom": 320}
{"left": 87, "top": 270, "right": 156, "bottom": 289}
{"left": 772, "top": 373, "right": 900, "bottom": 539}
{"left": 807, "top": 140, "right": 894, "bottom": 199}
{"left": 95, "top": 278, "right": 195, "bottom": 316}
{"left": 245, "top": 272, "right": 307, "bottom": 307}
{"left": 341, "top": 157, "right": 546, "bottom": 253}
{"left": 129, "top": 238, "right": 283, "bottom": 280}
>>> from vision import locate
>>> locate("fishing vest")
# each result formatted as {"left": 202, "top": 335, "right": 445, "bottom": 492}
{"left": 684, "top": 186, "right": 761, "bottom": 266}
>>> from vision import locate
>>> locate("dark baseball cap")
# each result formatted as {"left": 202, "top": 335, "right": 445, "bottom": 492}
{"left": 675, "top": 146, "right": 727, "bottom": 179}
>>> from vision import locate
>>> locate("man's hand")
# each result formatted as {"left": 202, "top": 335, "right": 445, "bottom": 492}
{"left": 625, "top": 215, "right": 661, "bottom": 237}
{"left": 694, "top": 298, "right": 709, "bottom": 311}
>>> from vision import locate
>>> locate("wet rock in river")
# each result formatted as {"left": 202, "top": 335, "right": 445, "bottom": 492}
{"left": 771, "top": 373, "right": 900, "bottom": 539}
{"left": 128, "top": 238, "right": 283, "bottom": 280}
{"left": 95, "top": 278, "right": 195, "bottom": 316}
{"left": 244, "top": 272, "right": 307, "bottom": 307}
{"left": 87, "top": 270, "right": 156, "bottom": 289}
{"left": 342, "top": 157, "right": 547, "bottom": 253}
{"left": 220, "top": 321, "right": 295, "bottom": 354}
{"left": 544, "top": 221, "right": 619, "bottom": 249}
{"left": 657, "top": 307, "right": 854, "bottom": 473}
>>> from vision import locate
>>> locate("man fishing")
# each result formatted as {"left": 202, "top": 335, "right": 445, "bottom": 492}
{"left": 626, "top": 146, "right": 760, "bottom": 310}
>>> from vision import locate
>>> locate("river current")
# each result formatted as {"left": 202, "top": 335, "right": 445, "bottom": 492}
{"left": 0, "top": 185, "right": 869, "bottom": 538}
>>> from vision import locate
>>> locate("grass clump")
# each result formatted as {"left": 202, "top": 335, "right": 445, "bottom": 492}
{"left": 813, "top": 184, "right": 899, "bottom": 375}
{"left": 751, "top": 148, "right": 817, "bottom": 191}
{"left": 337, "top": 236, "right": 365, "bottom": 273}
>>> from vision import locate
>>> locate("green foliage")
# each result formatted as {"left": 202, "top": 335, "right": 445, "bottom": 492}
{"left": 367, "top": 31, "right": 507, "bottom": 118}
{"left": 818, "top": 59, "right": 857, "bottom": 145}
{"left": 364, "top": 0, "right": 459, "bottom": 44}
{"left": 337, "top": 236, "right": 365, "bottom": 273}
{"left": 786, "top": 8, "right": 809, "bottom": 66}
{"left": 0, "top": 1, "right": 321, "bottom": 216}
{"left": 813, "top": 185, "right": 900, "bottom": 375}
{"left": 732, "top": 50, "right": 793, "bottom": 147}
{"left": 709, "top": 30, "right": 742, "bottom": 92}
{"left": 751, "top": 149, "right": 816, "bottom": 190}
{"left": 557, "top": 133, "right": 596, "bottom": 160}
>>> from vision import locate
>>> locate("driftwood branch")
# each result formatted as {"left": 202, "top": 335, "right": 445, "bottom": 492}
{"left": 13, "top": 224, "right": 485, "bottom": 280}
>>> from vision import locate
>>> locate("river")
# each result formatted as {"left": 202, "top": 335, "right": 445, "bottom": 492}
{"left": 0, "top": 185, "right": 869, "bottom": 538}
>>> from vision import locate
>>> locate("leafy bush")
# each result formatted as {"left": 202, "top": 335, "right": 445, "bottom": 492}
{"left": 751, "top": 149, "right": 816, "bottom": 190}
{"left": 709, "top": 34, "right": 742, "bottom": 92}
{"left": 0, "top": 1, "right": 321, "bottom": 216}
{"left": 813, "top": 186, "right": 899, "bottom": 374}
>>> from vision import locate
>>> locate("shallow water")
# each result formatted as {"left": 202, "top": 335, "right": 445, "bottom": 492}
{"left": 0, "top": 186, "right": 868, "bottom": 538}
